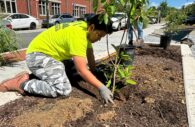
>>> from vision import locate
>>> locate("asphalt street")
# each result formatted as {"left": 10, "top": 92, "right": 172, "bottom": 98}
{"left": 15, "top": 29, "right": 45, "bottom": 49}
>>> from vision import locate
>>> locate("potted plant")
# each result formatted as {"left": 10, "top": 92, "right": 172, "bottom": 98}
{"left": 160, "top": 9, "right": 187, "bottom": 49}
{"left": 160, "top": 23, "right": 177, "bottom": 49}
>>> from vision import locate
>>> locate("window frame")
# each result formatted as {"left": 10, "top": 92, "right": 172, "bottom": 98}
{"left": 51, "top": 2, "right": 60, "bottom": 15}
{"left": 0, "top": 0, "right": 17, "bottom": 14}
{"left": 72, "top": 4, "right": 86, "bottom": 18}
{"left": 39, "top": 0, "right": 47, "bottom": 16}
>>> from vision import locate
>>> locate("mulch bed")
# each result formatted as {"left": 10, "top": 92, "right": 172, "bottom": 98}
{"left": 0, "top": 44, "right": 188, "bottom": 127}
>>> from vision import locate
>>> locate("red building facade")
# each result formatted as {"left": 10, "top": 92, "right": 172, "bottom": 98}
{"left": 0, "top": 0, "right": 93, "bottom": 19}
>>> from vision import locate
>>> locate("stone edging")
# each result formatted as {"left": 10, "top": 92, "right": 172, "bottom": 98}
{"left": 181, "top": 44, "right": 195, "bottom": 127}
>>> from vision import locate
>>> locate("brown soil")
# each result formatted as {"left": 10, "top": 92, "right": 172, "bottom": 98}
{"left": 0, "top": 44, "right": 188, "bottom": 127}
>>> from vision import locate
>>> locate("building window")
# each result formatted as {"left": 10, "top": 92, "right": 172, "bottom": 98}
{"left": 80, "top": 7, "right": 85, "bottom": 16}
{"left": 0, "top": 1, "right": 5, "bottom": 13}
{"left": 73, "top": 5, "right": 86, "bottom": 18}
{"left": 11, "top": 0, "right": 16, "bottom": 13}
{"left": 6, "top": 1, "right": 11, "bottom": 13}
{"left": 51, "top": 2, "right": 60, "bottom": 15}
{"left": 39, "top": 1, "right": 46, "bottom": 16}
{"left": 0, "top": 0, "right": 16, "bottom": 13}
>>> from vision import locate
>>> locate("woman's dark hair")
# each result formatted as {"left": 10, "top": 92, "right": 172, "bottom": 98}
{"left": 87, "top": 14, "right": 113, "bottom": 34}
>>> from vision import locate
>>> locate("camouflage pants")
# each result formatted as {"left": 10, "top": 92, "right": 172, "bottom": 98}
{"left": 24, "top": 52, "right": 72, "bottom": 97}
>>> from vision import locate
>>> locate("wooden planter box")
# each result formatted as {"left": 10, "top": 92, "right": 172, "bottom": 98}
{"left": 0, "top": 49, "right": 26, "bottom": 63}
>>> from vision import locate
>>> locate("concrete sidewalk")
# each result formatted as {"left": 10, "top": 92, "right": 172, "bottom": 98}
{"left": 93, "top": 23, "right": 164, "bottom": 59}
{"left": 0, "top": 23, "right": 195, "bottom": 127}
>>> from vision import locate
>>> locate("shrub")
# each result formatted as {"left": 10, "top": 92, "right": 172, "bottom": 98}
{"left": 164, "top": 9, "right": 187, "bottom": 35}
{"left": 0, "top": 20, "right": 18, "bottom": 66}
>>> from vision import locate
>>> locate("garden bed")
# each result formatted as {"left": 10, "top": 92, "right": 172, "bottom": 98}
{"left": 0, "top": 44, "right": 188, "bottom": 127}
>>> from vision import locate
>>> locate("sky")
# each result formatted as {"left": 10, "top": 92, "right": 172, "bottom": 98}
{"left": 149, "top": 0, "right": 194, "bottom": 8}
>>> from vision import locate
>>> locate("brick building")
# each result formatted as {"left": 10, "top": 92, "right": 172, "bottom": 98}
{"left": 0, "top": 0, "right": 94, "bottom": 19}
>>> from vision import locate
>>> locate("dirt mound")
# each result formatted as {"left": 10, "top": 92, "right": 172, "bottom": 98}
{"left": 11, "top": 97, "right": 93, "bottom": 127}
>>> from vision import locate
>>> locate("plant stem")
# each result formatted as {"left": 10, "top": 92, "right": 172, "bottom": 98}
{"left": 112, "top": 64, "right": 118, "bottom": 93}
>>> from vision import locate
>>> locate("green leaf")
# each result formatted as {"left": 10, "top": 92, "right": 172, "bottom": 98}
{"left": 124, "top": 67, "right": 129, "bottom": 76}
{"left": 125, "top": 79, "right": 136, "bottom": 85}
{"left": 130, "top": 6, "right": 136, "bottom": 16}
{"left": 121, "top": 54, "right": 130, "bottom": 60}
{"left": 119, "top": 0, "right": 125, "bottom": 6}
{"left": 104, "top": 73, "right": 109, "bottom": 81}
{"left": 106, "top": 79, "right": 112, "bottom": 88}
{"left": 98, "top": 14, "right": 104, "bottom": 24}
{"left": 107, "top": 5, "right": 116, "bottom": 16}
{"left": 118, "top": 66, "right": 125, "bottom": 79}
{"left": 111, "top": 44, "right": 118, "bottom": 51}
{"left": 101, "top": 0, "right": 107, "bottom": 6}
{"left": 103, "top": 13, "right": 109, "bottom": 24}
{"left": 124, "top": 65, "right": 131, "bottom": 73}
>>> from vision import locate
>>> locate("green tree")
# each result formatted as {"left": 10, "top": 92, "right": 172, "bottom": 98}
{"left": 162, "top": 7, "right": 187, "bottom": 41}
{"left": 92, "top": 0, "right": 148, "bottom": 93}
{"left": 147, "top": 6, "right": 158, "bottom": 17}
{"left": 184, "top": 2, "right": 195, "bottom": 16}
{"left": 159, "top": 1, "right": 168, "bottom": 18}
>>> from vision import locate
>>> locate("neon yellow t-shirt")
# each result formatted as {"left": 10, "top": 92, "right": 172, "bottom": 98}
{"left": 27, "top": 21, "right": 92, "bottom": 61}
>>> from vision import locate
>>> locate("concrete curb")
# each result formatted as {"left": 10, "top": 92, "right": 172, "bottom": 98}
{"left": 0, "top": 49, "right": 28, "bottom": 106}
{"left": 181, "top": 44, "right": 195, "bottom": 127}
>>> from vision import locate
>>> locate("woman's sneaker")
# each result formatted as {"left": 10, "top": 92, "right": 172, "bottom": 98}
{"left": 0, "top": 72, "right": 29, "bottom": 94}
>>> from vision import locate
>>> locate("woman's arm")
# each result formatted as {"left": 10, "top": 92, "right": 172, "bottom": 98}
{"left": 87, "top": 48, "right": 96, "bottom": 71}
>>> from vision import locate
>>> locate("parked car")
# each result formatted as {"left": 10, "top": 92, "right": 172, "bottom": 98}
{"left": 80, "top": 13, "right": 95, "bottom": 21}
{"left": 3, "top": 13, "right": 39, "bottom": 30}
{"left": 148, "top": 16, "right": 158, "bottom": 24}
{"left": 111, "top": 12, "right": 127, "bottom": 31}
{"left": 184, "top": 15, "right": 195, "bottom": 25}
{"left": 0, "top": 19, "right": 12, "bottom": 29}
{"left": 42, "top": 13, "right": 76, "bottom": 28}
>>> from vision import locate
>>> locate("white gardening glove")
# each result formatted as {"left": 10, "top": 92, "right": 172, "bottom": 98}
{"left": 99, "top": 84, "right": 114, "bottom": 104}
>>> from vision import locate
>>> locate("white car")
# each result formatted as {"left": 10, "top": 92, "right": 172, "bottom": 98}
{"left": 3, "top": 13, "right": 39, "bottom": 30}
{"left": 111, "top": 12, "right": 127, "bottom": 31}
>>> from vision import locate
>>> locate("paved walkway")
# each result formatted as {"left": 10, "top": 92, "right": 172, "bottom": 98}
{"left": 0, "top": 23, "right": 195, "bottom": 127}
{"left": 93, "top": 23, "right": 164, "bottom": 59}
